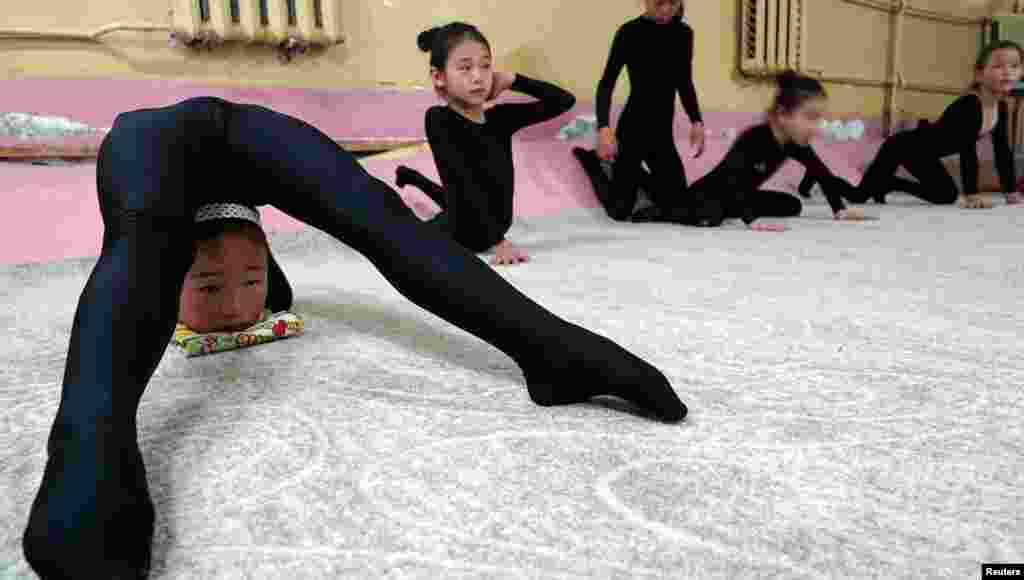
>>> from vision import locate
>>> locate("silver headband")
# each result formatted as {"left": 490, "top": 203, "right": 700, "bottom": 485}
{"left": 194, "top": 203, "right": 261, "bottom": 226}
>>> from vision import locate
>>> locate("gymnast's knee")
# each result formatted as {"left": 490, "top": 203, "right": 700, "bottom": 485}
{"left": 935, "top": 189, "right": 959, "bottom": 204}
{"left": 783, "top": 196, "right": 803, "bottom": 216}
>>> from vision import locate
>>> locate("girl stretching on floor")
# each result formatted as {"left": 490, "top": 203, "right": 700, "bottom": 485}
{"left": 22, "top": 97, "right": 684, "bottom": 580}
{"left": 573, "top": 0, "right": 706, "bottom": 222}
{"left": 671, "top": 71, "right": 864, "bottom": 229}
{"left": 395, "top": 22, "right": 576, "bottom": 266}
{"left": 800, "top": 40, "right": 1024, "bottom": 208}
{"left": 578, "top": 71, "right": 863, "bottom": 229}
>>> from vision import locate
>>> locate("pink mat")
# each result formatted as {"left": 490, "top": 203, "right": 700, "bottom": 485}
{"left": 1, "top": 78, "right": 893, "bottom": 266}
{"left": 1, "top": 131, "right": 883, "bottom": 266}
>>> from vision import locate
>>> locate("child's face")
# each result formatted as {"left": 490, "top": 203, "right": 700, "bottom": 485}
{"left": 433, "top": 40, "right": 494, "bottom": 109}
{"left": 179, "top": 230, "right": 269, "bottom": 333}
{"left": 978, "top": 47, "right": 1023, "bottom": 96}
{"left": 777, "top": 97, "right": 826, "bottom": 146}
{"left": 644, "top": 0, "right": 682, "bottom": 23}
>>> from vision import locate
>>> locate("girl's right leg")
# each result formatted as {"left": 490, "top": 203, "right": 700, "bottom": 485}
{"left": 23, "top": 108, "right": 199, "bottom": 579}
{"left": 225, "top": 103, "right": 687, "bottom": 421}
{"left": 855, "top": 131, "right": 923, "bottom": 204}
{"left": 604, "top": 146, "right": 645, "bottom": 221}
{"left": 899, "top": 155, "right": 959, "bottom": 205}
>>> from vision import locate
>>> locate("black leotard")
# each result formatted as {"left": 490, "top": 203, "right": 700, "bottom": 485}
{"left": 826, "top": 94, "right": 1016, "bottom": 204}
{"left": 679, "top": 123, "right": 851, "bottom": 225}
{"left": 22, "top": 97, "right": 685, "bottom": 580}
{"left": 422, "top": 75, "right": 575, "bottom": 252}
{"left": 596, "top": 16, "right": 702, "bottom": 136}
{"left": 592, "top": 16, "right": 703, "bottom": 220}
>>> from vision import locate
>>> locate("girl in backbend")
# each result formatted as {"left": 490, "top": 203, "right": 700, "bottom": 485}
{"left": 394, "top": 22, "right": 576, "bottom": 266}
{"left": 572, "top": 0, "right": 706, "bottom": 222}
{"left": 800, "top": 40, "right": 1024, "bottom": 208}
{"left": 22, "top": 97, "right": 685, "bottom": 580}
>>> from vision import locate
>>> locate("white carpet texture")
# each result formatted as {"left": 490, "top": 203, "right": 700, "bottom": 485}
{"left": 2, "top": 198, "right": 1022, "bottom": 579}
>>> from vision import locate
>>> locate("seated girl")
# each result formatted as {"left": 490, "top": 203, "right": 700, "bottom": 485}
{"left": 395, "top": 22, "right": 576, "bottom": 266}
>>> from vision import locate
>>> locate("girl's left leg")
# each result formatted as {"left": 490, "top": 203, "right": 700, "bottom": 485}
{"left": 642, "top": 140, "right": 689, "bottom": 211}
{"left": 223, "top": 103, "right": 688, "bottom": 422}
{"left": 729, "top": 190, "right": 803, "bottom": 219}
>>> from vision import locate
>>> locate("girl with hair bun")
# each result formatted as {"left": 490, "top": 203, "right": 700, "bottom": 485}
{"left": 396, "top": 22, "right": 576, "bottom": 266}
{"left": 647, "top": 70, "right": 864, "bottom": 229}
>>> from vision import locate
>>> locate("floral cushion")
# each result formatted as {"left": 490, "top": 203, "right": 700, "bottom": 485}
{"left": 172, "top": 310, "right": 304, "bottom": 357}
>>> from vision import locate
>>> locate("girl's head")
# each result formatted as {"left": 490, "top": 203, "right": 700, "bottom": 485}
{"left": 418, "top": 22, "right": 493, "bottom": 108}
{"left": 971, "top": 41, "right": 1023, "bottom": 97}
{"left": 179, "top": 204, "right": 269, "bottom": 333}
{"left": 768, "top": 70, "right": 828, "bottom": 146}
{"left": 643, "top": 0, "right": 684, "bottom": 24}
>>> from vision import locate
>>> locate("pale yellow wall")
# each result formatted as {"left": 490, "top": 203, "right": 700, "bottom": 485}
{"left": 0, "top": 0, "right": 1016, "bottom": 119}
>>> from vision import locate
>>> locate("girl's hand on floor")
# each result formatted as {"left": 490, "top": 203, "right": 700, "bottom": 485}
{"left": 491, "top": 240, "right": 530, "bottom": 266}
{"left": 597, "top": 128, "right": 618, "bottom": 162}
{"left": 689, "top": 123, "right": 706, "bottom": 158}
{"left": 750, "top": 222, "right": 787, "bottom": 232}
{"left": 959, "top": 194, "right": 994, "bottom": 209}
{"left": 1005, "top": 192, "right": 1024, "bottom": 205}
{"left": 834, "top": 208, "right": 868, "bottom": 221}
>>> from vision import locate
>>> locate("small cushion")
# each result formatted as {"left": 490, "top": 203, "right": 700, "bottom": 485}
{"left": 172, "top": 310, "right": 304, "bottom": 357}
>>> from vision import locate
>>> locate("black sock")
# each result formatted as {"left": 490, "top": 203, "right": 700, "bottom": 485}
{"left": 24, "top": 424, "right": 154, "bottom": 580}
{"left": 395, "top": 165, "right": 414, "bottom": 189}
{"left": 521, "top": 329, "right": 687, "bottom": 422}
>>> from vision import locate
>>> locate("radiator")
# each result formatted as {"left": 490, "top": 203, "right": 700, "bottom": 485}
{"left": 172, "top": 0, "right": 343, "bottom": 45}
{"left": 740, "top": 0, "right": 804, "bottom": 74}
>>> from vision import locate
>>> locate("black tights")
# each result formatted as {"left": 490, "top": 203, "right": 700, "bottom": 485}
{"left": 572, "top": 138, "right": 688, "bottom": 221}
{"left": 799, "top": 130, "right": 958, "bottom": 205}
{"left": 573, "top": 147, "right": 801, "bottom": 225}
{"left": 23, "top": 98, "right": 686, "bottom": 579}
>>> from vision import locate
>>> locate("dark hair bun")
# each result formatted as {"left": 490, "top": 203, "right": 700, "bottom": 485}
{"left": 776, "top": 69, "right": 799, "bottom": 88}
{"left": 417, "top": 27, "right": 438, "bottom": 52}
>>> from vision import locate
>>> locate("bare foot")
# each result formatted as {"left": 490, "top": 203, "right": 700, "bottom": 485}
{"left": 959, "top": 194, "right": 994, "bottom": 210}
{"left": 834, "top": 208, "right": 869, "bottom": 221}
{"left": 491, "top": 240, "right": 530, "bottom": 266}
{"left": 750, "top": 222, "right": 787, "bottom": 232}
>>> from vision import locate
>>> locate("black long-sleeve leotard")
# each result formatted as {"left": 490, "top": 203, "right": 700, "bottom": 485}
{"left": 846, "top": 94, "right": 1016, "bottom": 204}
{"left": 22, "top": 96, "right": 684, "bottom": 580}
{"left": 596, "top": 15, "right": 702, "bottom": 137}
{"left": 424, "top": 74, "right": 575, "bottom": 252}
{"left": 589, "top": 16, "right": 703, "bottom": 220}
{"left": 686, "top": 123, "right": 851, "bottom": 224}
